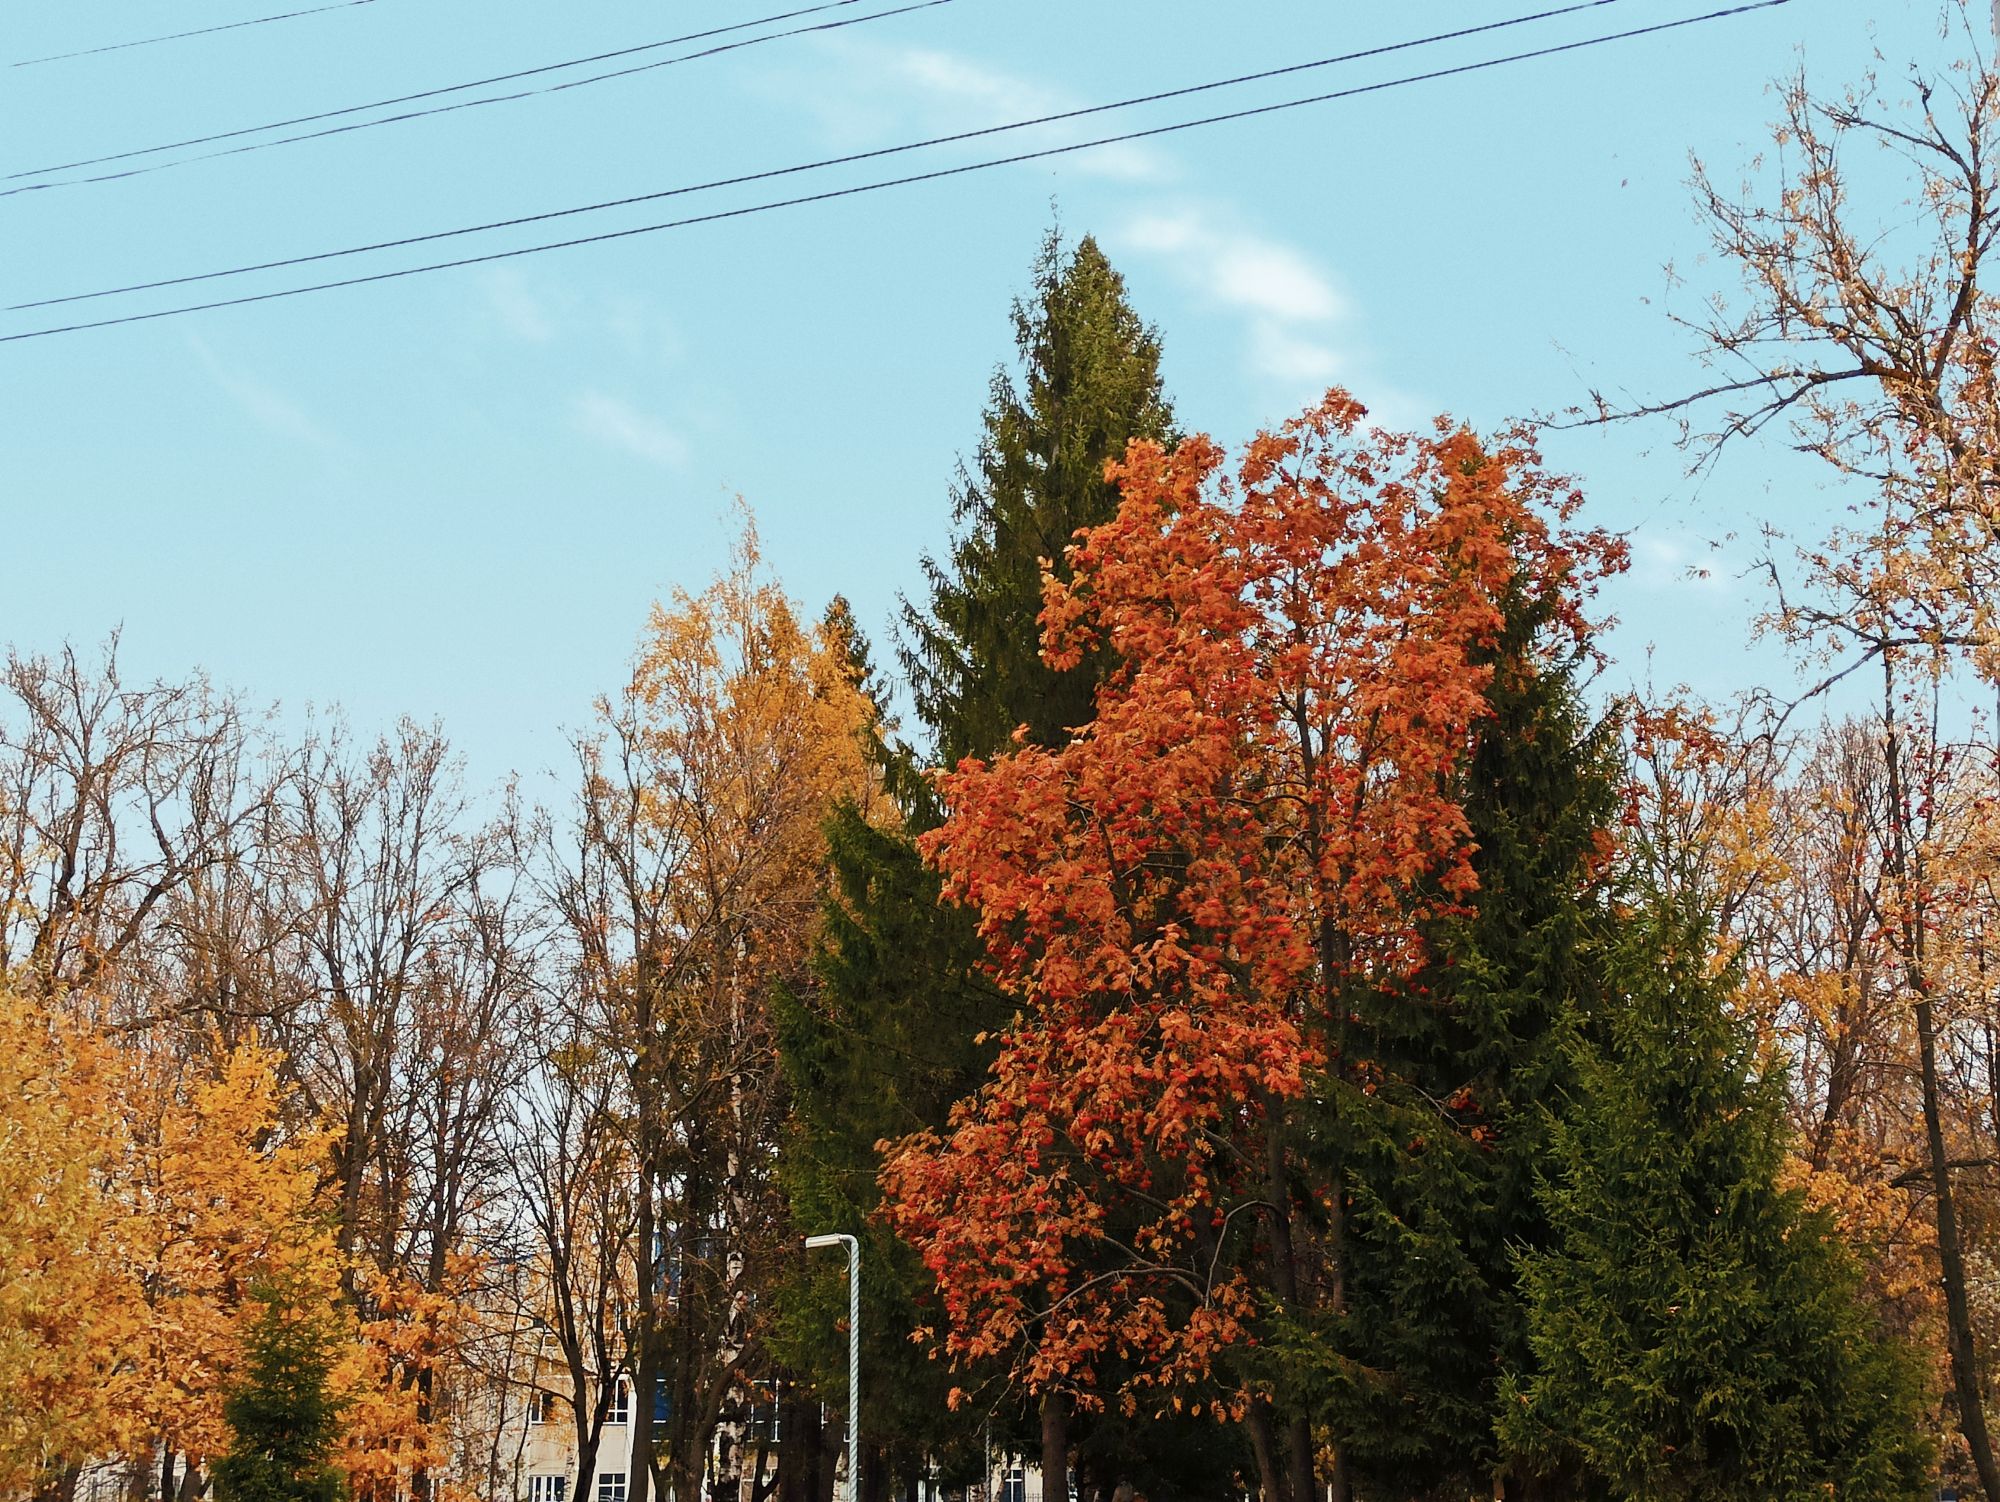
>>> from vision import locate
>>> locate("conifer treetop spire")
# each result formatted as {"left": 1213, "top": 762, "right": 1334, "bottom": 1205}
{"left": 900, "top": 228, "right": 1174, "bottom": 780}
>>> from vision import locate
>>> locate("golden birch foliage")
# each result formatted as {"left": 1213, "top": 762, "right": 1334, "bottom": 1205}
{"left": 0, "top": 990, "right": 350, "bottom": 1492}
{"left": 622, "top": 514, "right": 881, "bottom": 1000}
{"left": 120, "top": 1042, "right": 342, "bottom": 1473}
{"left": 0, "top": 989, "right": 139, "bottom": 1492}
{"left": 611, "top": 516, "right": 880, "bottom": 1096}
{"left": 336, "top": 1259, "right": 476, "bottom": 1502}
{"left": 562, "top": 516, "right": 876, "bottom": 1502}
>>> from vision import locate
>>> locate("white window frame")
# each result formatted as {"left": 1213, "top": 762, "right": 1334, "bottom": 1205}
{"left": 529, "top": 1477, "right": 567, "bottom": 1502}
{"left": 605, "top": 1379, "right": 631, "bottom": 1426}
{"left": 597, "top": 1474, "right": 628, "bottom": 1502}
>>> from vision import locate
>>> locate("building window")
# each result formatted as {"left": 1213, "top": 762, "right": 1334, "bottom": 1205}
{"left": 747, "top": 1381, "right": 780, "bottom": 1446}
{"left": 1002, "top": 1469, "right": 1025, "bottom": 1502}
{"left": 525, "top": 1389, "right": 556, "bottom": 1425}
{"left": 606, "top": 1380, "right": 630, "bottom": 1426}
{"left": 597, "top": 1475, "right": 627, "bottom": 1502}
{"left": 529, "top": 1478, "right": 567, "bottom": 1502}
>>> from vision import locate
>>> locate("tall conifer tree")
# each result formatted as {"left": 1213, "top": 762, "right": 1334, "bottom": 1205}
{"left": 901, "top": 229, "right": 1174, "bottom": 779}
{"left": 1290, "top": 582, "right": 1926, "bottom": 1500}
{"left": 1498, "top": 906, "right": 1932, "bottom": 1500}
{"left": 775, "top": 230, "right": 1174, "bottom": 1497}
{"left": 1292, "top": 579, "right": 1623, "bottom": 1498}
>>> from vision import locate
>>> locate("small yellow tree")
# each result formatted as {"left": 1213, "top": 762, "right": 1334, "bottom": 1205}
{"left": 122, "top": 1042, "right": 344, "bottom": 1500}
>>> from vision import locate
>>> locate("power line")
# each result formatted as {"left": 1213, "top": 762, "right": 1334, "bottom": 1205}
{"left": 6, "top": 0, "right": 882, "bottom": 187}
{"left": 0, "top": 0, "right": 1794, "bottom": 346}
{"left": 16, "top": 0, "right": 385, "bottom": 68}
{"left": 5, "top": 0, "right": 936, "bottom": 194}
{"left": 10, "top": 0, "right": 1638, "bottom": 309}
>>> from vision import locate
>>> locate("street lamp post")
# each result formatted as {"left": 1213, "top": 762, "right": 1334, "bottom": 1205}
{"left": 804, "top": 1234, "right": 859, "bottom": 1502}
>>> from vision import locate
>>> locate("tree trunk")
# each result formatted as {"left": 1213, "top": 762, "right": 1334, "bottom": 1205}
{"left": 1295, "top": 725, "right": 1347, "bottom": 1502}
{"left": 1324, "top": 1162, "right": 1349, "bottom": 1502}
{"left": 1917, "top": 988, "right": 2000, "bottom": 1502}
{"left": 1243, "top": 1405, "right": 1280, "bottom": 1502}
{"left": 411, "top": 1364, "right": 435, "bottom": 1502}
{"left": 1257, "top": 1099, "right": 1316, "bottom": 1502}
{"left": 750, "top": 1432, "right": 777, "bottom": 1502}
{"left": 666, "top": 1435, "right": 703, "bottom": 1502}
{"left": 1038, "top": 1393, "right": 1066, "bottom": 1502}
{"left": 1071, "top": 1454, "right": 1100, "bottom": 1502}
{"left": 777, "top": 1395, "right": 816, "bottom": 1502}
{"left": 633, "top": 1337, "right": 663, "bottom": 1502}
{"left": 815, "top": 1407, "right": 842, "bottom": 1502}
{"left": 33, "top": 1464, "right": 81, "bottom": 1502}
{"left": 1881, "top": 695, "right": 2000, "bottom": 1502}
{"left": 860, "top": 1446, "right": 889, "bottom": 1502}
{"left": 631, "top": 940, "right": 660, "bottom": 1502}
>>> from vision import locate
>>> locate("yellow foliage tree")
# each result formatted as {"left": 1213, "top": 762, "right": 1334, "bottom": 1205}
{"left": 121, "top": 1042, "right": 344, "bottom": 1501}
{"left": 0, "top": 989, "right": 137, "bottom": 1496}
{"left": 336, "top": 1258, "right": 477, "bottom": 1502}
{"left": 0, "top": 983, "right": 357, "bottom": 1502}
{"left": 551, "top": 510, "right": 880, "bottom": 1502}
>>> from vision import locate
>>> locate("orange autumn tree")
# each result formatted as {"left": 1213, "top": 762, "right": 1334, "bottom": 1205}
{"left": 880, "top": 391, "right": 1617, "bottom": 1470}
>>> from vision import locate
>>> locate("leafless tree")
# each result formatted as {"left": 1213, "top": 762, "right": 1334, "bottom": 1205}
{"left": 0, "top": 637, "right": 266, "bottom": 1011}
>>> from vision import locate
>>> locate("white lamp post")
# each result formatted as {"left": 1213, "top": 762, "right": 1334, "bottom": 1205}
{"left": 804, "top": 1234, "right": 859, "bottom": 1502}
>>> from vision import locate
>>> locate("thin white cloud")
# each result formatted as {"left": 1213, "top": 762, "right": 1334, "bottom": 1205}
{"left": 1121, "top": 210, "right": 1344, "bottom": 323}
{"left": 573, "top": 391, "right": 688, "bottom": 469}
{"left": 891, "top": 46, "right": 1045, "bottom": 117}
{"left": 190, "top": 337, "right": 335, "bottom": 448}
{"left": 1248, "top": 323, "right": 1341, "bottom": 387}
{"left": 1630, "top": 531, "right": 1738, "bottom": 594}
{"left": 482, "top": 268, "right": 558, "bottom": 342}
{"left": 479, "top": 270, "right": 684, "bottom": 366}
{"left": 760, "top": 41, "right": 1418, "bottom": 412}
{"left": 604, "top": 295, "right": 684, "bottom": 366}
{"left": 882, "top": 47, "right": 1162, "bottom": 180}
{"left": 1110, "top": 204, "right": 1365, "bottom": 396}
{"left": 767, "top": 37, "right": 1169, "bottom": 183}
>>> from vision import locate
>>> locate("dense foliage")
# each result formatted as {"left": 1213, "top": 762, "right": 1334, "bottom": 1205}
{"left": 1501, "top": 908, "right": 1932, "bottom": 1500}
{"left": 22, "top": 21, "right": 2000, "bottom": 1493}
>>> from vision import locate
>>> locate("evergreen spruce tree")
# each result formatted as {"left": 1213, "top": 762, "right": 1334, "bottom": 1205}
{"left": 772, "top": 229, "right": 1176, "bottom": 1495}
{"left": 212, "top": 1280, "right": 347, "bottom": 1502}
{"left": 1293, "top": 582, "right": 1624, "bottom": 1498}
{"left": 1498, "top": 905, "right": 1932, "bottom": 1501}
{"left": 902, "top": 227, "right": 1175, "bottom": 781}
{"left": 771, "top": 770, "right": 1002, "bottom": 1489}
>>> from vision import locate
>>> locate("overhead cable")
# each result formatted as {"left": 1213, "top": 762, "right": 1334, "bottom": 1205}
{"left": 17, "top": 1, "right": 386, "bottom": 68}
{"left": 11, "top": 0, "right": 1642, "bottom": 308}
{"left": 6, "top": 0, "right": 903, "bottom": 188}
{"left": 0, "top": 0, "right": 1795, "bottom": 344}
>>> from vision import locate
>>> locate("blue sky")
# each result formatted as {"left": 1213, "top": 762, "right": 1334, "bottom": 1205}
{"left": 0, "top": 0, "right": 1941, "bottom": 794}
